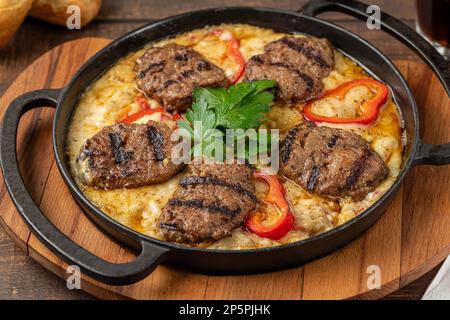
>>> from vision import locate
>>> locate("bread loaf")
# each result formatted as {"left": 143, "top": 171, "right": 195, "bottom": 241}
{"left": 29, "top": 0, "right": 101, "bottom": 27}
{"left": 0, "top": 0, "right": 33, "bottom": 49}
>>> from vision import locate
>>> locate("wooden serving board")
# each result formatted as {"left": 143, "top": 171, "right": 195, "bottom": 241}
{"left": 0, "top": 38, "right": 449, "bottom": 300}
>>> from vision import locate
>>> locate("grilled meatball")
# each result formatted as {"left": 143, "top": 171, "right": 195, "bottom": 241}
{"left": 280, "top": 122, "right": 389, "bottom": 200}
{"left": 158, "top": 162, "right": 257, "bottom": 243}
{"left": 244, "top": 36, "right": 334, "bottom": 104}
{"left": 265, "top": 36, "right": 335, "bottom": 78}
{"left": 75, "top": 121, "right": 184, "bottom": 189}
{"left": 135, "top": 43, "right": 227, "bottom": 112}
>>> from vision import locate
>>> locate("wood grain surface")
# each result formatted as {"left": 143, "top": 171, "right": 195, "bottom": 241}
{"left": 0, "top": 0, "right": 447, "bottom": 300}
{"left": 0, "top": 34, "right": 448, "bottom": 299}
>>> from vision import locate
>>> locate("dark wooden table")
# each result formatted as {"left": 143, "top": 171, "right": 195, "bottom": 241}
{"left": 0, "top": 0, "right": 442, "bottom": 299}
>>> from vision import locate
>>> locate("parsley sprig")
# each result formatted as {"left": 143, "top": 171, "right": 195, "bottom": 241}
{"left": 177, "top": 80, "right": 277, "bottom": 161}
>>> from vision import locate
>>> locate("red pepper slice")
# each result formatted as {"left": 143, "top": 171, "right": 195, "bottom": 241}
{"left": 210, "top": 29, "right": 246, "bottom": 85}
{"left": 120, "top": 107, "right": 165, "bottom": 124}
{"left": 120, "top": 95, "right": 181, "bottom": 124}
{"left": 135, "top": 95, "right": 152, "bottom": 109}
{"left": 244, "top": 171, "right": 295, "bottom": 240}
{"left": 303, "top": 79, "right": 388, "bottom": 125}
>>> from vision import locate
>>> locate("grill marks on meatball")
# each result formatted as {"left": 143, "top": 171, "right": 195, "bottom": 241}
{"left": 278, "top": 37, "right": 331, "bottom": 71}
{"left": 244, "top": 36, "right": 334, "bottom": 103}
{"left": 135, "top": 43, "right": 227, "bottom": 112}
{"left": 268, "top": 61, "right": 316, "bottom": 94}
{"left": 265, "top": 37, "right": 334, "bottom": 78}
{"left": 280, "top": 122, "right": 389, "bottom": 200}
{"left": 307, "top": 166, "right": 321, "bottom": 191}
{"left": 108, "top": 132, "right": 133, "bottom": 165}
{"left": 167, "top": 198, "right": 242, "bottom": 217}
{"left": 327, "top": 134, "right": 339, "bottom": 148}
{"left": 137, "top": 61, "right": 166, "bottom": 78}
{"left": 158, "top": 163, "right": 257, "bottom": 243}
{"left": 179, "top": 175, "right": 258, "bottom": 202}
{"left": 344, "top": 148, "right": 371, "bottom": 191}
{"left": 75, "top": 121, "right": 184, "bottom": 189}
{"left": 280, "top": 126, "right": 301, "bottom": 163}
{"left": 147, "top": 125, "right": 165, "bottom": 161}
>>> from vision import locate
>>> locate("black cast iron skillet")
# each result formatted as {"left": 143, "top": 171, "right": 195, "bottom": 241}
{"left": 1, "top": 0, "right": 449, "bottom": 285}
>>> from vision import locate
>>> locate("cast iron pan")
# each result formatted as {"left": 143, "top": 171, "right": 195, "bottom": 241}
{"left": 1, "top": 0, "right": 449, "bottom": 285}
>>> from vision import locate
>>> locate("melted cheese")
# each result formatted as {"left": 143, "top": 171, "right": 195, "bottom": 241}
{"left": 66, "top": 24, "right": 404, "bottom": 249}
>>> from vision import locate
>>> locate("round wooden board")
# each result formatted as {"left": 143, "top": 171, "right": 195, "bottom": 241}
{"left": 0, "top": 37, "right": 449, "bottom": 300}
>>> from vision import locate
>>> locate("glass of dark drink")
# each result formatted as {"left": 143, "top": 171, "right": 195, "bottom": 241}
{"left": 415, "top": 0, "right": 450, "bottom": 59}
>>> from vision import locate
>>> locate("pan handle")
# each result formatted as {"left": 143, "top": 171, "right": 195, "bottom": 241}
{"left": 412, "top": 140, "right": 450, "bottom": 166}
{"left": 299, "top": 0, "right": 450, "bottom": 97}
{"left": 0, "top": 89, "right": 169, "bottom": 285}
{"left": 299, "top": 0, "right": 450, "bottom": 166}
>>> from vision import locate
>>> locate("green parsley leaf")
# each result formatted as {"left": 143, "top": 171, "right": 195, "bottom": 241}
{"left": 177, "top": 96, "right": 215, "bottom": 144}
{"left": 177, "top": 80, "right": 277, "bottom": 161}
{"left": 195, "top": 80, "right": 276, "bottom": 130}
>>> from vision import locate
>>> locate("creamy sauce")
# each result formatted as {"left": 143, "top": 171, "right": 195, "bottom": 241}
{"left": 67, "top": 24, "right": 404, "bottom": 249}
